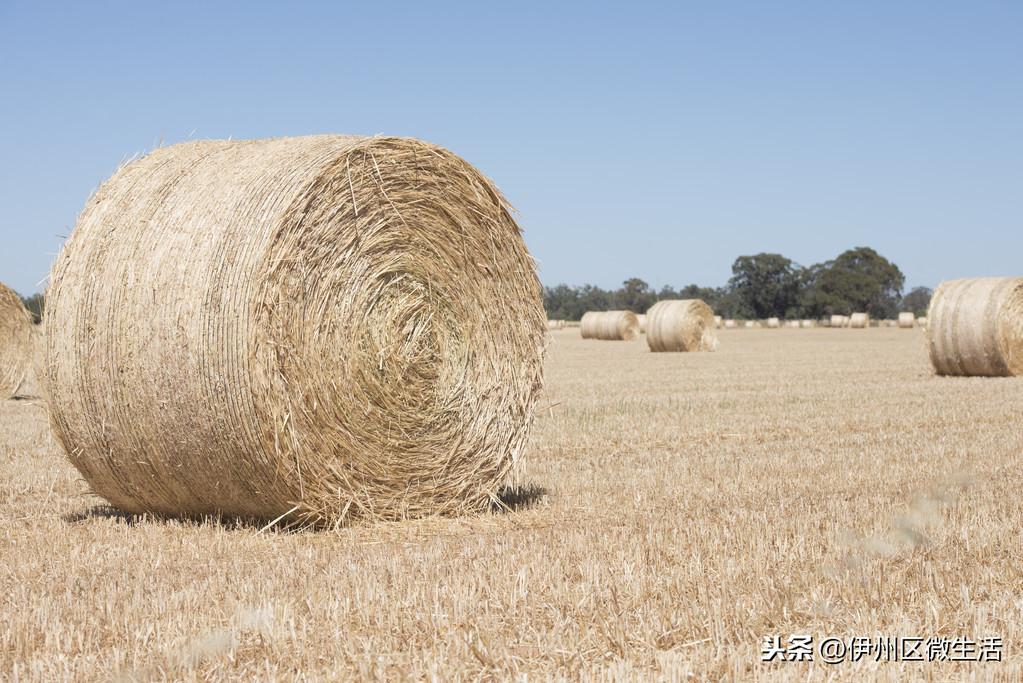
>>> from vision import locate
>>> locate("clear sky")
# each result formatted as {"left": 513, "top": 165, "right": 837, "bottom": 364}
{"left": 1, "top": 1, "right": 1021, "bottom": 296}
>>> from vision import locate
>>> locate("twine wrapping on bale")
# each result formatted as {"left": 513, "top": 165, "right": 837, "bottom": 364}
{"left": 645, "top": 300, "right": 718, "bottom": 352}
{"left": 849, "top": 312, "right": 870, "bottom": 329}
{"left": 898, "top": 312, "right": 915, "bottom": 329}
{"left": 44, "top": 135, "right": 547, "bottom": 526}
{"left": 0, "top": 282, "right": 34, "bottom": 400}
{"left": 926, "top": 277, "right": 1023, "bottom": 377}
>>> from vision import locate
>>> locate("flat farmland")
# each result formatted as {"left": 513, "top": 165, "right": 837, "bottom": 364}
{"left": 3, "top": 328, "right": 1022, "bottom": 681}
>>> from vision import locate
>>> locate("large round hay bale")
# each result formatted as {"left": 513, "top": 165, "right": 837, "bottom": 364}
{"left": 0, "top": 282, "right": 34, "bottom": 399}
{"left": 45, "top": 135, "right": 546, "bottom": 526}
{"left": 849, "top": 312, "right": 870, "bottom": 328}
{"left": 645, "top": 300, "right": 718, "bottom": 352}
{"left": 829, "top": 314, "right": 845, "bottom": 328}
{"left": 636, "top": 313, "right": 647, "bottom": 334}
{"left": 580, "top": 311, "right": 601, "bottom": 339}
{"left": 898, "top": 312, "right": 915, "bottom": 329}
{"left": 766, "top": 317, "right": 780, "bottom": 329}
{"left": 926, "top": 277, "right": 1023, "bottom": 377}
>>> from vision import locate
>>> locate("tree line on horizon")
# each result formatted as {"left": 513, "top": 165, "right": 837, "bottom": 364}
{"left": 544, "top": 247, "right": 934, "bottom": 321}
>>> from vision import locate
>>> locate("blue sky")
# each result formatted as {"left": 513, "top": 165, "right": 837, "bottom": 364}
{"left": 1, "top": 1, "right": 1020, "bottom": 296}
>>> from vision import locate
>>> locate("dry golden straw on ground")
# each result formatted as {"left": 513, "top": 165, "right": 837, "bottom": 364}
{"left": 645, "top": 299, "right": 718, "bottom": 353}
{"left": 0, "top": 282, "right": 34, "bottom": 400}
{"left": 898, "top": 312, "right": 915, "bottom": 329}
{"left": 44, "top": 135, "right": 546, "bottom": 527}
{"left": 926, "top": 277, "right": 1023, "bottom": 377}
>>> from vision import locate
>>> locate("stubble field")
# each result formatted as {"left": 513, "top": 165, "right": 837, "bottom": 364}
{"left": 2, "top": 328, "right": 1022, "bottom": 681}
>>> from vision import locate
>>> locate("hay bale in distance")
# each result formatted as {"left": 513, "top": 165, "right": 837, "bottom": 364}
{"left": 580, "top": 311, "right": 601, "bottom": 339}
{"left": 829, "top": 314, "right": 845, "bottom": 328}
{"left": 45, "top": 135, "right": 547, "bottom": 526}
{"left": 724, "top": 319, "right": 736, "bottom": 329}
{"left": 636, "top": 313, "right": 647, "bottom": 334}
{"left": 766, "top": 317, "right": 780, "bottom": 329}
{"left": 898, "top": 312, "right": 915, "bottom": 329}
{"left": 800, "top": 319, "right": 816, "bottom": 328}
{"left": 600, "top": 310, "right": 640, "bottom": 340}
{"left": 14, "top": 321, "right": 45, "bottom": 399}
{"left": 926, "top": 277, "right": 1023, "bottom": 377}
{"left": 714, "top": 315, "right": 723, "bottom": 329}
{"left": 0, "top": 282, "right": 34, "bottom": 400}
{"left": 918, "top": 316, "right": 928, "bottom": 328}
{"left": 849, "top": 312, "right": 870, "bottom": 328}
{"left": 645, "top": 300, "right": 718, "bottom": 352}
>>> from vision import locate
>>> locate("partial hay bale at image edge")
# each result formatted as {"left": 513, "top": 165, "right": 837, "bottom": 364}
{"left": 45, "top": 135, "right": 547, "bottom": 527}
{"left": 926, "top": 277, "right": 1023, "bottom": 377}
{"left": 0, "top": 282, "right": 34, "bottom": 400}
{"left": 645, "top": 299, "right": 718, "bottom": 352}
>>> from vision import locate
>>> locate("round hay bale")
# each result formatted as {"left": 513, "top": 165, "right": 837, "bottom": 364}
{"left": 743, "top": 320, "right": 755, "bottom": 329}
{"left": 14, "top": 321, "right": 46, "bottom": 399}
{"left": 766, "top": 317, "right": 780, "bottom": 329}
{"left": 0, "top": 282, "right": 34, "bottom": 399}
{"left": 785, "top": 320, "right": 800, "bottom": 328}
{"left": 917, "top": 316, "right": 928, "bottom": 328}
{"left": 645, "top": 300, "right": 718, "bottom": 352}
{"left": 724, "top": 319, "right": 736, "bottom": 329}
{"left": 926, "top": 277, "right": 1023, "bottom": 377}
{"left": 849, "top": 312, "right": 870, "bottom": 328}
{"left": 898, "top": 312, "right": 915, "bottom": 329}
{"left": 580, "top": 311, "right": 602, "bottom": 339}
{"left": 713, "top": 315, "right": 722, "bottom": 329}
{"left": 44, "top": 135, "right": 546, "bottom": 526}
{"left": 636, "top": 313, "right": 647, "bottom": 334}
{"left": 800, "top": 319, "right": 816, "bottom": 328}
{"left": 830, "top": 314, "right": 849, "bottom": 328}
{"left": 596, "top": 310, "right": 639, "bottom": 340}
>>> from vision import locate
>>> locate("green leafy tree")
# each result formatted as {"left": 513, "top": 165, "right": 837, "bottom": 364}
{"left": 900, "top": 286, "right": 932, "bottom": 316}
{"left": 801, "top": 247, "right": 904, "bottom": 318}
{"left": 727, "top": 253, "right": 802, "bottom": 318}
{"left": 614, "top": 278, "right": 656, "bottom": 313}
